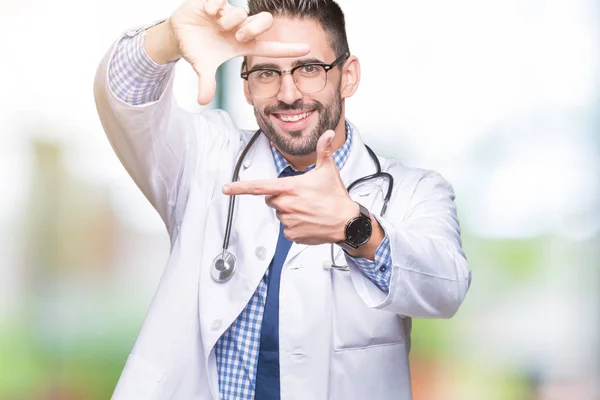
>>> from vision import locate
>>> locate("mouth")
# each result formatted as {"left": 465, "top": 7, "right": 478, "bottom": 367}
{"left": 270, "top": 110, "right": 315, "bottom": 131}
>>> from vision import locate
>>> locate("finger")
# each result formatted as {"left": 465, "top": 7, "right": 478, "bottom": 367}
{"left": 275, "top": 212, "right": 295, "bottom": 231}
{"left": 191, "top": 63, "right": 218, "bottom": 105}
{"left": 223, "top": 178, "right": 290, "bottom": 196}
{"left": 316, "top": 130, "right": 336, "bottom": 168}
{"left": 266, "top": 195, "right": 295, "bottom": 212}
{"left": 245, "top": 40, "right": 310, "bottom": 59}
{"left": 282, "top": 227, "right": 296, "bottom": 242}
{"left": 234, "top": 12, "right": 273, "bottom": 42}
{"left": 265, "top": 194, "right": 279, "bottom": 210}
{"left": 217, "top": 6, "right": 248, "bottom": 31}
{"left": 203, "top": 0, "right": 227, "bottom": 16}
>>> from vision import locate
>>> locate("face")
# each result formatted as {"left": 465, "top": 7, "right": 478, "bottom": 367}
{"left": 244, "top": 18, "right": 348, "bottom": 157}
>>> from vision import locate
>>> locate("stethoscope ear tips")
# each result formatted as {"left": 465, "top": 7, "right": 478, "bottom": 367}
{"left": 211, "top": 252, "right": 237, "bottom": 283}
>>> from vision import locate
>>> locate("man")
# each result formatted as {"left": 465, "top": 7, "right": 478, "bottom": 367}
{"left": 94, "top": 0, "right": 472, "bottom": 399}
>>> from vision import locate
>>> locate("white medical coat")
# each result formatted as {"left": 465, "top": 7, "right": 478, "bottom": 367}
{"left": 94, "top": 41, "right": 471, "bottom": 400}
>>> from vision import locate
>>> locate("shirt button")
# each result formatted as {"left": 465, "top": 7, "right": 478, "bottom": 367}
{"left": 211, "top": 320, "right": 222, "bottom": 331}
{"left": 255, "top": 246, "right": 267, "bottom": 260}
{"left": 379, "top": 266, "right": 387, "bottom": 272}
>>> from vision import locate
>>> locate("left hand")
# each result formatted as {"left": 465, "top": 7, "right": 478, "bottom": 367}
{"left": 222, "top": 130, "right": 358, "bottom": 245}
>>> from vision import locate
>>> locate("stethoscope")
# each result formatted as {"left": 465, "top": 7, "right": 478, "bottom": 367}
{"left": 211, "top": 129, "right": 394, "bottom": 283}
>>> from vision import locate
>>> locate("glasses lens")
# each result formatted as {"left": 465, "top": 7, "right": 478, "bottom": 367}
{"left": 248, "top": 70, "right": 280, "bottom": 98}
{"left": 293, "top": 65, "right": 327, "bottom": 94}
{"left": 247, "top": 65, "right": 328, "bottom": 98}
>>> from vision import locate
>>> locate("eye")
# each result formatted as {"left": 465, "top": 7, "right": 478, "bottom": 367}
{"left": 299, "top": 65, "right": 320, "bottom": 75}
{"left": 255, "top": 70, "right": 278, "bottom": 80}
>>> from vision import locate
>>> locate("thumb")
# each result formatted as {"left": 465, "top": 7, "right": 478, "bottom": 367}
{"left": 192, "top": 62, "right": 217, "bottom": 105}
{"left": 316, "top": 130, "right": 336, "bottom": 169}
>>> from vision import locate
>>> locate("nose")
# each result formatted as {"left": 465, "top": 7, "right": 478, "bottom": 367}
{"left": 276, "top": 73, "right": 303, "bottom": 104}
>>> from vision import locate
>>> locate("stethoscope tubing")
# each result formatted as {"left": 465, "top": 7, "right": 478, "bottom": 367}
{"left": 222, "top": 129, "right": 263, "bottom": 255}
{"left": 215, "top": 129, "right": 394, "bottom": 281}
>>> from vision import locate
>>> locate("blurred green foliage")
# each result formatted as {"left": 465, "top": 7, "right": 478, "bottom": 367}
{"left": 0, "top": 320, "right": 131, "bottom": 400}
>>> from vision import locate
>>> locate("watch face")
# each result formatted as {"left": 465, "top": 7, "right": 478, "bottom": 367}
{"left": 346, "top": 218, "right": 373, "bottom": 247}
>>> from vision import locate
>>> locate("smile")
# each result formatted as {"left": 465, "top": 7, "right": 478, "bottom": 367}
{"left": 274, "top": 111, "right": 313, "bottom": 122}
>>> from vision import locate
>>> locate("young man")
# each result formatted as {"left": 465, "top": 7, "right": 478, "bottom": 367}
{"left": 94, "top": 0, "right": 472, "bottom": 399}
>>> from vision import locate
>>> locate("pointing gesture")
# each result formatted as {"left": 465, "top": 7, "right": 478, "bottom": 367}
{"left": 145, "top": 0, "right": 310, "bottom": 105}
{"left": 223, "top": 131, "right": 359, "bottom": 245}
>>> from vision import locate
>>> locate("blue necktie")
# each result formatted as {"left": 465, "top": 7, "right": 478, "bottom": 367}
{"left": 254, "top": 167, "right": 303, "bottom": 400}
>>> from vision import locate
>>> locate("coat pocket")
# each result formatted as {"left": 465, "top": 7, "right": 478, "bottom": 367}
{"left": 111, "top": 353, "right": 166, "bottom": 400}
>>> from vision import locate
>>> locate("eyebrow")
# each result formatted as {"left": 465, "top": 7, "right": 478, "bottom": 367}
{"left": 249, "top": 57, "right": 326, "bottom": 71}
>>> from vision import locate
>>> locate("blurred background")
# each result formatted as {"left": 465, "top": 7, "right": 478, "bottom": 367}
{"left": 1, "top": 0, "right": 599, "bottom": 398}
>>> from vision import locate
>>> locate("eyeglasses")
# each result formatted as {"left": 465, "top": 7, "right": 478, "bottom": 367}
{"left": 241, "top": 51, "right": 350, "bottom": 99}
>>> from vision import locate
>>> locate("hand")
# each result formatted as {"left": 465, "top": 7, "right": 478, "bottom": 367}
{"left": 147, "top": 0, "right": 310, "bottom": 105}
{"left": 223, "top": 131, "right": 358, "bottom": 245}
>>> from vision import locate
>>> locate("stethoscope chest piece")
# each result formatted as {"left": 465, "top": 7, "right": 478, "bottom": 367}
{"left": 211, "top": 252, "right": 237, "bottom": 283}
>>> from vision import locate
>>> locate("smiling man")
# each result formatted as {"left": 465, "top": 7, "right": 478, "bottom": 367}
{"left": 94, "top": 0, "right": 471, "bottom": 399}
{"left": 243, "top": 18, "right": 348, "bottom": 164}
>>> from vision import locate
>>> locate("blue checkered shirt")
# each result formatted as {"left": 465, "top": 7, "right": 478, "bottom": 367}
{"left": 107, "top": 29, "right": 393, "bottom": 400}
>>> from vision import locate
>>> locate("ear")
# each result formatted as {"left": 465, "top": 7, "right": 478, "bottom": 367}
{"left": 340, "top": 55, "right": 361, "bottom": 99}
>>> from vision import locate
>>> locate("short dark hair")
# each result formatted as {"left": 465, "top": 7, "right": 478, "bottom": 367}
{"left": 247, "top": 0, "right": 349, "bottom": 57}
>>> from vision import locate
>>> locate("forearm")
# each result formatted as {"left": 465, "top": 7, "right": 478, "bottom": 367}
{"left": 376, "top": 218, "right": 470, "bottom": 317}
{"left": 144, "top": 20, "right": 182, "bottom": 65}
{"left": 107, "top": 24, "right": 177, "bottom": 105}
{"left": 345, "top": 171, "right": 471, "bottom": 317}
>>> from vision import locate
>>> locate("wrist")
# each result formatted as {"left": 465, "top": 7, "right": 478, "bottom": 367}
{"left": 337, "top": 201, "right": 376, "bottom": 254}
{"left": 144, "top": 20, "right": 181, "bottom": 65}
{"left": 336, "top": 200, "right": 360, "bottom": 243}
{"left": 345, "top": 214, "right": 382, "bottom": 260}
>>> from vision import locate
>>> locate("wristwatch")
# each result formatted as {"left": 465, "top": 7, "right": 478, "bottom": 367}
{"left": 338, "top": 202, "right": 373, "bottom": 251}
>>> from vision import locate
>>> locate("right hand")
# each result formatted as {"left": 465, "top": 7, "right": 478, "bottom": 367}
{"left": 153, "top": 0, "right": 310, "bottom": 105}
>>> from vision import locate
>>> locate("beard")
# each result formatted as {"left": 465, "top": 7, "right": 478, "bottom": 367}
{"left": 254, "top": 90, "right": 343, "bottom": 157}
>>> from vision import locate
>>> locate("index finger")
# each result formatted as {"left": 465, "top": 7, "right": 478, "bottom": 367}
{"left": 236, "top": 12, "right": 309, "bottom": 57}
{"left": 223, "top": 178, "right": 290, "bottom": 196}
{"left": 247, "top": 40, "right": 310, "bottom": 58}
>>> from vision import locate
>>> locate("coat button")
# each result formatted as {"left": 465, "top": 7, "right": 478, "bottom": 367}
{"left": 211, "top": 320, "right": 222, "bottom": 331}
{"left": 255, "top": 246, "right": 267, "bottom": 260}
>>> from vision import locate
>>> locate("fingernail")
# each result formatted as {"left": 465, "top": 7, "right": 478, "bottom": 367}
{"left": 222, "top": 185, "right": 231, "bottom": 194}
{"left": 236, "top": 31, "right": 246, "bottom": 42}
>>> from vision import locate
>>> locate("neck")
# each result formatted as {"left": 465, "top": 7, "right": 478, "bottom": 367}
{"left": 280, "top": 118, "right": 347, "bottom": 171}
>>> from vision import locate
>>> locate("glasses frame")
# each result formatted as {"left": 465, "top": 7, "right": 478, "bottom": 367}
{"left": 240, "top": 50, "right": 351, "bottom": 98}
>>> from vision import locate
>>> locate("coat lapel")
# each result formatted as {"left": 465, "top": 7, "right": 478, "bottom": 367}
{"left": 237, "top": 132, "right": 281, "bottom": 243}
{"left": 199, "top": 132, "right": 280, "bottom": 360}
{"left": 226, "top": 131, "right": 281, "bottom": 298}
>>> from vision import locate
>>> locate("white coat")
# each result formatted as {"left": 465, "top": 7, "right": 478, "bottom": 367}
{"left": 94, "top": 39, "right": 471, "bottom": 400}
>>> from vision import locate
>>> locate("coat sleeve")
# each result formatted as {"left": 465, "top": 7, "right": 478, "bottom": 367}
{"left": 348, "top": 168, "right": 472, "bottom": 318}
{"left": 93, "top": 32, "right": 241, "bottom": 237}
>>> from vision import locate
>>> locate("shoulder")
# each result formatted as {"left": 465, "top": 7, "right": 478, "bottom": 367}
{"left": 191, "top": 108, "right": 237, "bottom": 129}
{"left": 187, "top": 109, "right": 257, "bottom": 147}
{"left": 379, "top": 155, "right": 455, "bottom": 197}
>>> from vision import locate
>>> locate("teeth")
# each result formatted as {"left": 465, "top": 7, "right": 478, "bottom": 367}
{"left": 279, "top": 112, "right": 311, "bottom": 122}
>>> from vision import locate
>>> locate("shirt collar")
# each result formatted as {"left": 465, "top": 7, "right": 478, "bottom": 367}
{"left": 270, "top": 120, "right": 353, "bottom": 176}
